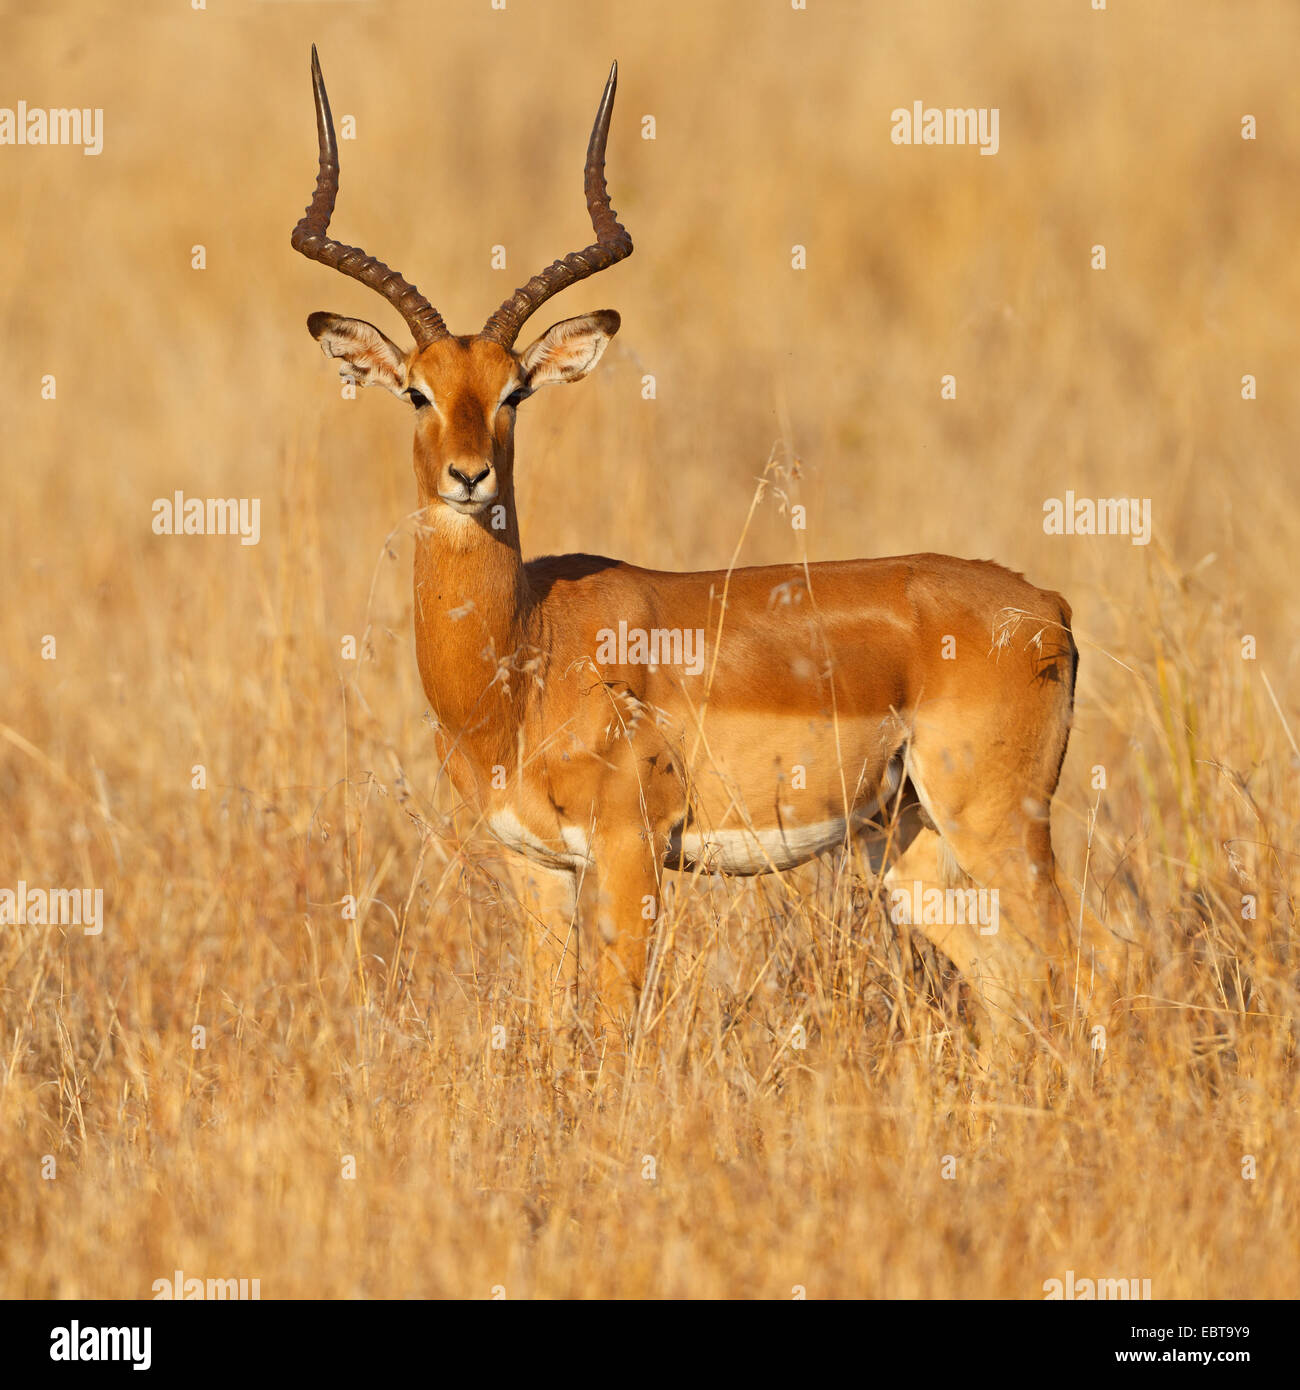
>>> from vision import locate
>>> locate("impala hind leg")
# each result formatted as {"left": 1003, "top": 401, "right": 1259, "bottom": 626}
{"left": 923, "top": 810, "right": 1063, "bottom": 1020}
{"left": 924, "top": 811, "right": 1121, "bottom": 1029}
{"left": 904, "top": 734, "right": 1116, "bottom": 1029}
{"left": 874, "top": 804, "right": 1027, "bottom": 1040}
{"left": 1050, "top": 869, "right": 1130, "bottom": 1022}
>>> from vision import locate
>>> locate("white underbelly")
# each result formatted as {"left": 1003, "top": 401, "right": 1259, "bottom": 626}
{"left": 487, "top": 810, "right": 590, "bottom": 871}
{"left": 488, "top": 756, "right": 903, "bottom": 878}
{"left": 668, "top": 756, "right": 904, "bottom": 874}
{"left": 669, "top": 819, "right": 850, "bottom": 873}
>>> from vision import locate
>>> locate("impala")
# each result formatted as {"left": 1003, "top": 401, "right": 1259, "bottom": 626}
{"left": 291, "top": 48, "right": 1117, "bottom": 1035}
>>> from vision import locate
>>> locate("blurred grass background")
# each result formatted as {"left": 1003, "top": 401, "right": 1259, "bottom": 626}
{"left": 1, "top": 0, "right": 1298, "bottom": 1297}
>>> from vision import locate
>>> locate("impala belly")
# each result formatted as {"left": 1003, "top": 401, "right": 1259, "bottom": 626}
{"left": 487, "top": 809, "right": 590, "bottom": 871}
{"left": 668, "top": 754, "right": 905, "bottom": 875}
{"left": 669, "top": 819, "right": 851, "bottom": 873}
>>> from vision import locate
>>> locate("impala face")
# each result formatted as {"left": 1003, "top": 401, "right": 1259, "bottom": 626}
{"left": 411, "top": 337, "right": 521, "bottom": 515}
{"left": 291, "top": 45, "right": 631, "bottom": 522}
{"left": 305, "top": 312, "right": 621, "bottom": 519}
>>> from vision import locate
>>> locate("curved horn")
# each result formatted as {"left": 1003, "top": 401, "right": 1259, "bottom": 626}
{"left": 290, "top": 45, "right": 449, "bottom": 349}
{"left": 480, "top": 61, "right": 633, "bottom": 347}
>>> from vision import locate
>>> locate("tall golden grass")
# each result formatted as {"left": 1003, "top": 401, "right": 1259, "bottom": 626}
{"left": 2, "top": 0, "right": 1297, "bottom": 1298}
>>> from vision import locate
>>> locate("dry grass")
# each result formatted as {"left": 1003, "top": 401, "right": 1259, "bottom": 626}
{"left": 2, "top": 0, "right": 1298, "bottom": 1299}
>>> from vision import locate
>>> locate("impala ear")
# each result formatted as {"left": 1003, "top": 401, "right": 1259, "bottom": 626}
{"left": 519, "top": 310, "right": 620, "bottom": 391}
{"left": 306, "top": 312, "right": 407, "bottom": 396}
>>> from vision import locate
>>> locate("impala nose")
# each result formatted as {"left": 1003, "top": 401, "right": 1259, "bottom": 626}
{"left": 448, "top": 463, "right": 491, "bottom": 492}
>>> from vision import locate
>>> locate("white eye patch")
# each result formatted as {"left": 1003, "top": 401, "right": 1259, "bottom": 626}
{"left": 405, "top": 378, "right": 442, "bottom": 415}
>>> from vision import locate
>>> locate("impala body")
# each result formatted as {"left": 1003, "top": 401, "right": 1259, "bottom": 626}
{"left": 292, "top": 49, "right": 1113, "bottom": 1030}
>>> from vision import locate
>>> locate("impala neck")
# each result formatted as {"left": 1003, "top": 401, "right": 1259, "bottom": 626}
{"left": 411, "top": 448, "right": 532, "bottom": 746}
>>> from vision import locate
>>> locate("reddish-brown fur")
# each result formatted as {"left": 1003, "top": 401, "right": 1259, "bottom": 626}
{"left": 295, "top": 64, "right": 1119, "bottom": 1040}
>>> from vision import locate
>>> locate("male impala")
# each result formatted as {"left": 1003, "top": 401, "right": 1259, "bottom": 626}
{"left": 291, "top": 48, "right": 1115, "bottom": 1035}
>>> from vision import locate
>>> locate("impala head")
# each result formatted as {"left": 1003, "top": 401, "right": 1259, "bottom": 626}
{"left": 291, "top": 47, "right": 631, "bottom": 519}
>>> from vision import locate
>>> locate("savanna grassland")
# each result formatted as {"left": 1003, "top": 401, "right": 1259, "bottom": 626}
{"left": 1, "top": 0, "right": 1298, "bottom": 1299}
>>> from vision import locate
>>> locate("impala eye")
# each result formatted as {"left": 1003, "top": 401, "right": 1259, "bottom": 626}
{"left": 503, "top": 387, "right": 529, "bottom": 410}
{"left": 406, "top": 387, "right": 432, "bottom": 409}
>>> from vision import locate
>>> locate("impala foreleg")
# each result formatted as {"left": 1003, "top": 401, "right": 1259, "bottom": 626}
{"left": 502, "top": 857, "right": 580, "bottom": 1023}
{"left": 589, "top": 826, "right": 661, "bottom": 1031}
